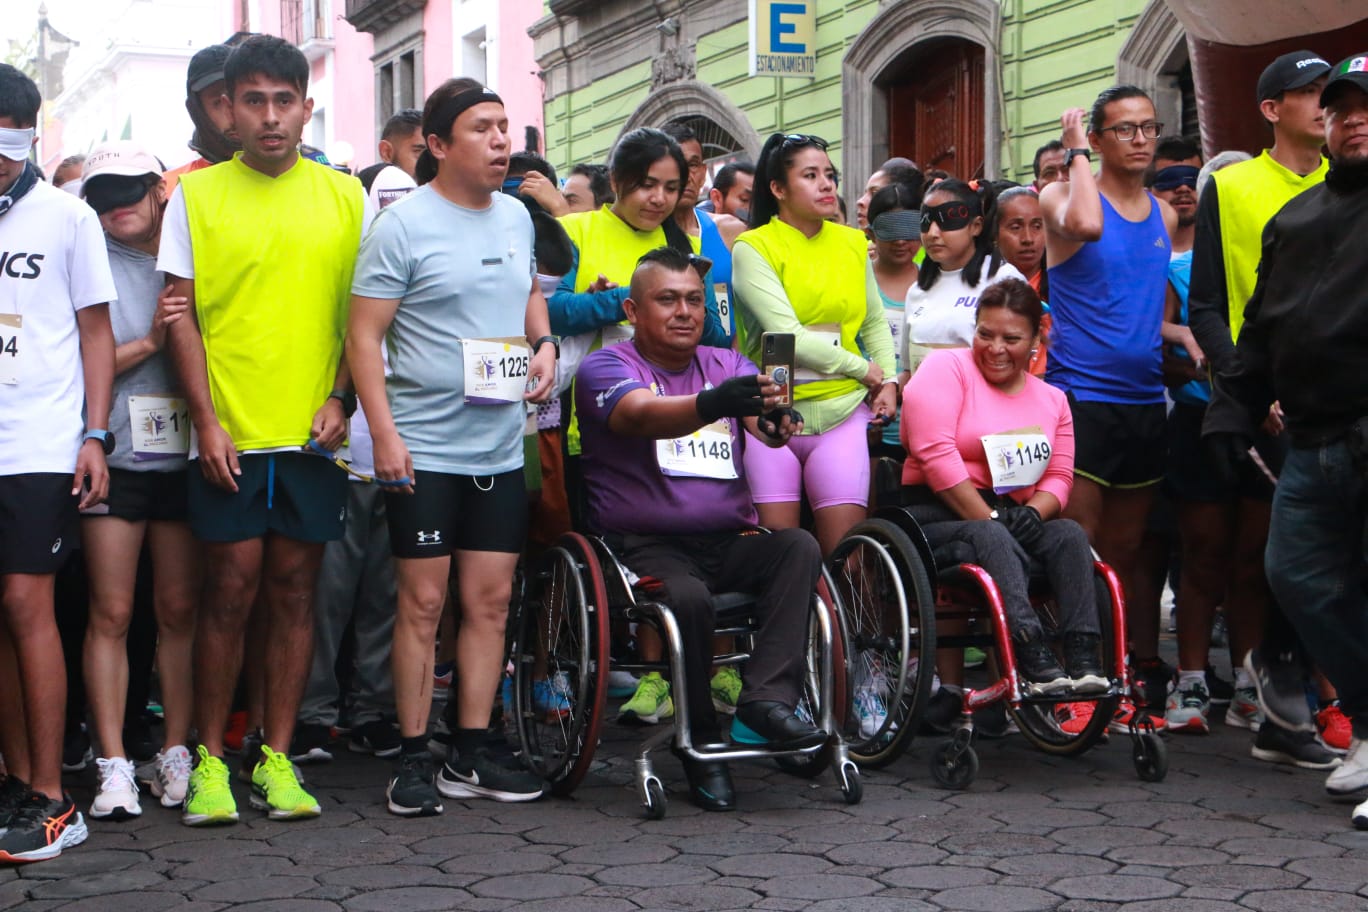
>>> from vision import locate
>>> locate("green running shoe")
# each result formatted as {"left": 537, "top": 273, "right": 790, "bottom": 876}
{"left": 250, "top": 744, "right": 321, "bottom": 820}
{"left": 710, "top": 666, "right": 742, "bottom": 714}
{"left": 181, "top": 745, "right": 239, "bottom": 827}
{"left": 618, "top": 671, "right": 674, "bottom": 724}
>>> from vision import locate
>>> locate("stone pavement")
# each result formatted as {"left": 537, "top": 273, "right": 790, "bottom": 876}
{"left": 3, "top": 701, "right": 1366, "bottom": 912}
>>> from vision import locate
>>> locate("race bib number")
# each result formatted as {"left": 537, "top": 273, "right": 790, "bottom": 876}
{"left": 129, "top": 395, "right": 191, "bottom": 458}
{"left": 904, "top": 340, "right": 959, "bottom": 377}
{"left": 463, "top": 337, "right": 531, "bottom": 405}
{"left": 602, "top": 323, "right": 634, "bottom": 346}
{"left": 981, "top": 426, "right": 1052, "bottom": 493}
{"left": 794, "top": 323, "right": 842, "bottom": 383}
{"left": 0, "top": 314, "right": 20, "bottom": 385}
{"left": 715, "top": 283, "right": 733, "bottom": 338}
{"left": 885, "top": 308, "right": 904, "bottom": 373}
{"left": 656, "top": 420, "right": 738, "bottom": 480}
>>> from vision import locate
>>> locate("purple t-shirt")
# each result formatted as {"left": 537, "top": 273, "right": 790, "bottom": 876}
{"left": 576, "top": 342, "right": 760, "bottom": 535}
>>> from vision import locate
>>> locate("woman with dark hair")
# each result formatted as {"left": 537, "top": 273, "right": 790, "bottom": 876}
{"left": 866, "top": 181, "right": 922, "bottom": 461}
{"left": 733, "top": 133, "right": 897, "bottom": 556}
{"left": 902, "top": 278, "right": 1105, "bottom": 696}
{"left": 902, "top": 179, "right": 1026, "bottom": 380}
{"left": 546, "top": 127, "right": 726, "bottom": 346}
{"left": 994, "top": 185, "right": 1051, "bottom": 375}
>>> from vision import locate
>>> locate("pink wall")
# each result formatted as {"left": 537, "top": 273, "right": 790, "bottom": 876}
{"left": 423, "top": 0, "right": 453, "bottom": 104}
{"left": 331, "top": 19, "right": 375, "bottom": 164}
{"left": 499, "top": 0, "right": 545, "bottom": 151}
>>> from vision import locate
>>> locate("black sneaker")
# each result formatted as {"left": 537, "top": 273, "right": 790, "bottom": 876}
{"left": 1133, "top": 655, "right": 1175, "bottom": 711}
{"left": 1063, "top": 633, "right": 1108, "bottom": 695}
{"left": 1015, "top": 631, "right": 1071, "bottom": 695}
{"left": 972, "top": 702, "right": 1013, "bottom": 739}
{"left": 350, "top": 720, "right": 402, "bottom": 759}
{"left": 1205, "top": 666, "right": 1235, "bottom": 705}
{"left": 0, "top": 775, "right": 29, "bottom": 830}
{"left": 122, "top": 714, "right": 159, "bottom": 764}
{"left": 0, "top": 791, "right": 87, "bottom": 863}
{"left": 1251, "top": 720, "right": 1341, "bottom": 770}
{"left": 62, "top": 722, "right": 92, "bottom": 773}
{"left": 288, "top": 724, "right": 334, "bottom": 764}
{"left": 437, "top": 748, "right": 545, "bottom": 803}
{"left": 386, "top": 752, "right": 443, "bottom": 817}
{"left": 237, "top": 729, "right": 263, "bottom": 783}
{"left": 919, "top": 686, "right": 964, "bottom": 735}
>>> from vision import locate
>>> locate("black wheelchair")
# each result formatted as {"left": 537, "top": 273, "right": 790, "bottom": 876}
{"left": 507, "top": 531, "right": 862, "bottom": 818}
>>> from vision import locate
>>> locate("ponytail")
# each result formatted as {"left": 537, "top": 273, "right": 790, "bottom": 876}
{"left": 916, "top": 178, "right": 999, "bottom": 291}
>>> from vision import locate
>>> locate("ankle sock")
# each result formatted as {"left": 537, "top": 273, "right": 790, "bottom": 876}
{"left": 1177, "top": 669, "right": 1205, "bottom": 690}
{"left": 1235, "top": 667, "right": 1254, "bottom": 690}
{"left": 400, "top": 736, "right": 427, "bottom": 756}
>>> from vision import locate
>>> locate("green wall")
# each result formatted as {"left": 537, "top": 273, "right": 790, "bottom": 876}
{"left": 544, "top": 0, "right": 1151, "bottom": 185}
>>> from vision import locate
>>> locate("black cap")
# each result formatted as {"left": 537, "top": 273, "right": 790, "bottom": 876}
{"left": 1256, "top": 50, "right": 1331, "bottom": 103}
{"left": 187, "top": 44, "right": 232, "bottom": 95}
{"left": 1321, "top": 53, "right": 1368, "bottom": 107}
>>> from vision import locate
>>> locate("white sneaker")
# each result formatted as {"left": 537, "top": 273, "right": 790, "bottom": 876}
{"left": 90, "top": 756, "right": 142, "bottom": 819}
{"left": 854, "top": 687, "right": 889, "bottom": 739}
{"left": 1326, "top": 738, "right": 1368, "bottom": 801}
{"left": 1352, "top": 795, "right": 1368, "bottom": 831}
{"left": 151, "top": 745, "right": 193, "bottom": 808}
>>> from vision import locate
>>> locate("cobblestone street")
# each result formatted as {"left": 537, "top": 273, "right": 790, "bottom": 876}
{"left": 3, "top": 694, "right": 1364, "bottom": 912}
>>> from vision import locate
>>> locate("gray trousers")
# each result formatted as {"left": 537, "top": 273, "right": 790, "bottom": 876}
{"left": 298, "top": 484, "right": 397, "bottom": 726}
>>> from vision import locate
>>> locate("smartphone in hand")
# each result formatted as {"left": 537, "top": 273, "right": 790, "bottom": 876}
{"left": 761, "top": 332, "right": 795, "bottom": 407}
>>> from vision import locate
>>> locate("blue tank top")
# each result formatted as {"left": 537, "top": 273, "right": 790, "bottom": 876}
{"left": 697, "top": 209, "right": 735, "bottom": 343}
{"left": 1045, "top": 194, "right": 1170, "bottom": 404}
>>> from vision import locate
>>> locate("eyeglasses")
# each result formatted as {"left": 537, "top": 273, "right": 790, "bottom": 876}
{"left": 1098, "top": 121, "right": 1164, "bottom": 141}
{"left": 779, "top": 133, "right": 829, "bottom": 152}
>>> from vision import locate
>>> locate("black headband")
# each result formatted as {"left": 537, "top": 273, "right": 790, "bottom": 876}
{"left": 426, "top": 87, "right": 504, "bottom": 138}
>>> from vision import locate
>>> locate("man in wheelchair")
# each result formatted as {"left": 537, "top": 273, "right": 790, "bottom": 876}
{"left": 575, "top": 246, "right": 824, "bottom": 811}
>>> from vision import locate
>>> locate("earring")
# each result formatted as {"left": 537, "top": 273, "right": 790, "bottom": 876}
{"left": 1029, "top": 348, "right": 1038, "bottom": 357}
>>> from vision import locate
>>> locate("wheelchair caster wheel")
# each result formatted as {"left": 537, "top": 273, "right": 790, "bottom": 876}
{"left": 838, "top": 761, "right": 862, "bottom": 805}
{"left": 642, "top": 777, "right": 667, "bottom": 820}
{"left": 1132, "top": 731, "right": 1168, "bottom": 782}
{"left": 929, "top": 739, "right": 978, "bottom": 790}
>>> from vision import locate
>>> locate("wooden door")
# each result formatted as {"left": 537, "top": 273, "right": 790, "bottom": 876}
{"left": 887, "top": 41, "right": 985, "bottom": 180}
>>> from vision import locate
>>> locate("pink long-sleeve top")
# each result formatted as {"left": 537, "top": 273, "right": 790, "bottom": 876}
{"left": 900, "top": 347, "right": 1075, "bottom": 507}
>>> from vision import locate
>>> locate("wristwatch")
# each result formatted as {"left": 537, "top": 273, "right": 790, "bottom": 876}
{"left": 328, "top": 389, "right": 357, "bottom": 418}
{"left": 83, "top": 429, "right": 115, "bottom": 455}
{"left": 531, "top": 335, "right": 561, "bottom": 359}
{"left": 1066, "top": 147, "right": 1092, "bottom": 163}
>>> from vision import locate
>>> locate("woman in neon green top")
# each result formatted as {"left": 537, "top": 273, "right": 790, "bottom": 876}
{"left": 734, "top": 133, "right": 898, "bottom": 554}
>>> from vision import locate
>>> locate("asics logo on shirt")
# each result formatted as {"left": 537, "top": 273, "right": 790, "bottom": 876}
{"left": 0, "top": 251, "right": 43, "bottom": 279}
{"left": 416, "top": 530, "right": 442, "bottom": 544}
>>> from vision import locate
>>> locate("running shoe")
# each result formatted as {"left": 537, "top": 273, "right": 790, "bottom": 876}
{"left": 1014, "top": 632, "right": 1071, "bottom": 695}
{"left": 387, "top": 751, "right": 443, "bottom": 817}
{"left": 1352, "top": 795, "right": 1368, "bottom": 831}
{"left": 533, "top": 678, "right": 572, "bottom": 717}
{"left": 1327, "top": 738, "right": 1368, "bottom": 800}
{"left": 1244, "top": 648, "right": 1314, "bottom": 733}
{"left": 607, "top": 669, "right": 640, "bottom": 698}
{"left": 1109, "top": 698, "right": 1169, "bottom": 734}
{"left": 250, "top": 745, "right": 321, "bottom": 820}
{"left": 0, "top": 792, "right": 87, "bottom": 863}
{"left": 238, "top": 729, "right": 263, "bottom": 783}
{"left": 963, "top": 647, "right": 987, "bottom": 669}
{"left": 1317, "top": 702, "right": 1353, "bottom": 754}
{"left": 288, "top": 723, "right": 334, "bottom": 764}
{"left": 1205, "top": 666, "right": 1234, "bottom": 706}
{"left": 1164, "top": 679, "right": 1211, "bottom": 734}
{"left": 151, "top": 745, "right": 193, "bottom": 808}
{"left": 1252, "top": 722, "right": 1340, "bottom": 771}
{"left": 1063, "top": 632, "right": 1108, "bottom": 695}
{"left": 432, "top": 660, "right": 455, "bottom": 696}
{"left": 710, "top": 666, "right": 742, "bottom": 715}
{"left": 62, "top": 722, "right": 92, "bottom": 773}
{"left": 437, "top": 747, "right": 545, "bottom": 803}
{"left": 854, "top": 686, "right": 889, "bottom": 739}
{"left": 90, "top": 757, "right": 142, "bottom": 820}
{"left": 349, "top": 720, "right": 402, "bottom": 758}
{"left": 427, "top": 717, "right": 454, "bottom": 757}
{"left": 123, "top": 715, "right": 159, "bottom": 764}
{"left": 0, "top": 775, "right": 29, "bottom": 831}
{"left": 182, "top": 746, "right": 239, "bottom": 827}
{"left": 1133, "top": 656, "right": 1174, "bottom": 712}
{"left": 618, "top": 671, "right": 674, "bottom": 725}
{"left": 973, "top": 702, "right": 1014, "bottom": 739}
{"left": 1055, "top": 702, "right": 1096, "bottom": 736}
{"left": 223, "top": 710, "right": 248, "bottom": 753}
{"left": 920, "top": 686, "right": 963, "bottom": 735}
{"left": 1226, "top": 687, "right": 1264, "bottom": 731}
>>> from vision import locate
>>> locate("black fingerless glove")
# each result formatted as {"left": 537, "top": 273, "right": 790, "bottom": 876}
{"left": 757, "top": 407, "right": 804, "bottom": 440}
{"left": 997, "top": 504, "right": 1046, "bottom": 549}
{"left": 696, "top": 375, "right": 765, "bottom": 422}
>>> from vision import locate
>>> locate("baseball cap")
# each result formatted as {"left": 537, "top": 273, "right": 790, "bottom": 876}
{"left": 187, "top": 44, "right": 232, "bottom": 95}
{"left": 1256, "top": 50, "right": 1331, "bottom": 103}
{"left": 81, "top": 141, "right": 162, "bottom": 213}
{"left": 1321, "top": 53, "right": 1368, "bottom": 107}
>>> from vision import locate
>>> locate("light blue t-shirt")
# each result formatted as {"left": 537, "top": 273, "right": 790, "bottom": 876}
{"left": 352, "top": 186, "right": 535, "bottom": 475}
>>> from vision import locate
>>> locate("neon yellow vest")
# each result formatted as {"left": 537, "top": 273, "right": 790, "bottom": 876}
{"left": 1211, "top": 150, "right": 1327, "bottom": 340}
{"left": 735, "top": 217, "right": 870, "bottom": 404}
{"left": 182, "top": 155, "right": 362, "bottom": 450}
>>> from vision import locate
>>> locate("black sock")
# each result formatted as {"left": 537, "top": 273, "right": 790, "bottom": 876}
{"left": 401, "top": 736, "right": 427, "bottom": 756}
{"left": 452, "top": 728, "right": 487, "bottom": 761}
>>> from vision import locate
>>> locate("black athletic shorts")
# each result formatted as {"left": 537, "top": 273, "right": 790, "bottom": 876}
{"left": 1165, "top": 401, "right": 1278, "bottom": 504}
{"left": 0, "top": 473, "right": 79, "bottom": 574}
{"left": 82, "top": 467, "right": 189, "bottom": 523}
{"left": 187, "top": 452, "right": 347, "bottom": 543}
{"left": 386, "top": 468, "right": 527, "bottom": 558}
{"left": 1067, "top": 393, "right": 1166, "bottom": 489}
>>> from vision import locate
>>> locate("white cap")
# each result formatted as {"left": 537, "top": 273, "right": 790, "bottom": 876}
{"left": 82, "top": 140, "right": 162, "bottom": 186}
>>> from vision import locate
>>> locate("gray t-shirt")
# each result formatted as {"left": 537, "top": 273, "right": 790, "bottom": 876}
{"left": 106, "top": 237, "right": 185, "bottom": 472}
{"left": 351, "top": 186, "right": 535, "bottom": 475}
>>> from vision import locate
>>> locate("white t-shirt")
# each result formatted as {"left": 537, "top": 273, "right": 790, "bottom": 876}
{"left": 0, "top": 180, "right": 117, "bottom": 474}
{"left": 903, "top": 262, "right": 1026, "bottom": 373}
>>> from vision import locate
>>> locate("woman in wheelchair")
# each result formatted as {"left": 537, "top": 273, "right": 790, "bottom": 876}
{"left": 900, "top": 278, "right": 1106, "bottom": 696}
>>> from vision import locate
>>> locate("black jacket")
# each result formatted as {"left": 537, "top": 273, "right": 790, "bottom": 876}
{"left": 1205, "top": 161, "right": 1368, "bottom": 447}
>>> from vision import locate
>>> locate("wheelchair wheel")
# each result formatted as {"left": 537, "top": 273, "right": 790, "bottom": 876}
{"left": 511, "top": 533, "right": 610, "bottom": 796}
{"left": 929, "top": 730, "right": 978, "bottom": 790}
{"left": 1133, "top": 730, "right": 1168, "bottom": 782}
{"left": 1006, "top": 573, "right": 1117, "bottom": 756}
{"left": 826, "top": 519, "right": 937, "bottom": 768}
{"left": 642, "top": 777, "right": 668, "bottom": 820}
{"left": 774, "top": 567, "right": 848, "bottom": 779}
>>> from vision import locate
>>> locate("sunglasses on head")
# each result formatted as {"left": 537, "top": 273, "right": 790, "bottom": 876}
{"left": 779, "top": 133, "right": 829, "bottom": 152}
{"left": 919, "top": 201, "right": 979, "bottom": 234}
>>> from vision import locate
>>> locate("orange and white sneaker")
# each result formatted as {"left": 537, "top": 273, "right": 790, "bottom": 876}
{"left": 0, "top": 791, "right": 87, "bottom": 863}
{"left": 1109, "top": 697, "right": 1168, "bottom": 735}
{"left": 1317, "top": 702, "right": 1353, "bottom": 754}
{"left": 1055, "top": 702, "right": 1096, "bottom": 735}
